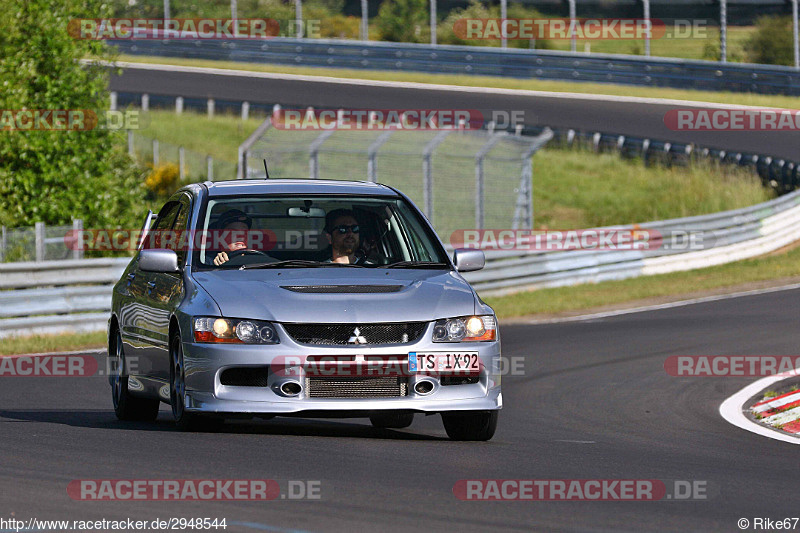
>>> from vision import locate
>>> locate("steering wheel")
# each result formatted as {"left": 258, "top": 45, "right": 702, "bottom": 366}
{"left": 227, "top": 249, "right": 269, "bottom": 259}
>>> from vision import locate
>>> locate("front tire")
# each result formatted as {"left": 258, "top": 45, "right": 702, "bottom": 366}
{"left": 170, "top": 334, "right": 222, "bottom": 432}
{"left": 111, "top": 330, "right": 159, "bottom": 421}
{"left": 442, "top": 410, "right": 498, "bottom": 441}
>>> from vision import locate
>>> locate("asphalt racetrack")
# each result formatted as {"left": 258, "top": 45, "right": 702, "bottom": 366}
{"left": 2, "top": 288, "right": 799, "bottom": 532}
{"left": 110, "top": 63, "right": 800, "bottom": 160}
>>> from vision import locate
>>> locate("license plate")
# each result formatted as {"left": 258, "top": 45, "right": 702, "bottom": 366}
{"left": 408, "top": 352, "right": 480, "bottom": 373}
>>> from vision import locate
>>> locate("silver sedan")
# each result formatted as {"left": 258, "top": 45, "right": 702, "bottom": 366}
{"left": 108, "top": 179, "right": 501, "bottom": 440}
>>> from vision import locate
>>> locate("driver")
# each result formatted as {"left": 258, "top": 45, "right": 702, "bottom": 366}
{"left": 212, "top": 209, "right": 253, "bottom": 266}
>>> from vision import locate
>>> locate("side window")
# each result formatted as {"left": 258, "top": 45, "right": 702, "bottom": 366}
{"left": 172, "top": 195, "right": 192, "bottom": 265}
{"left": 144, "top": 201, "right": 180, "bottom": 250}
{"left": 153, "top": 201, "right": 180, "bottom": 231}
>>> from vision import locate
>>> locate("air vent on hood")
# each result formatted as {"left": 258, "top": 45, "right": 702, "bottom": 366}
{"left": 281, "top": 285, "right": 403, "bottom": 294}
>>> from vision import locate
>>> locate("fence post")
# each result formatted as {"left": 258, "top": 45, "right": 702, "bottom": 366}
{"left": 35, "top": 222, "right": 45, "bottom": 262}
{"left": 367, "top": 129, "right": 394, "bottom": 182}
{"left": 176, "top": 96, "right": 184, "bottom": 114}
{"left": 422, "top": 130, "right": 451, "bottom": 223}
{"left": 793, "top": 0, "right": 799, "bottom": 69}
{"left": 474, "top": 134, "right": 504, "bottom": 229}
{"left": 127, "top": 130, "right": 134, "bottom": 157}
{"left": 720, "top": 0, "right": 727, "bottom": 62}
{"left": 72, "top": 219, "right": 84, "bottom": 260}
{"left": 309, "top": 123, "right": 334, "bottom": 179}
{"left": 295, "top": 0, "right": 303, "bottom": 38}
{"left": 643, "top": 0, "right": 651, "bottom": 57}
{"left": 153, "top": 139, "right": 159, "bottom": 167}
{"left": 207, "top": 155, "right": 213, "bottom": 181}
{"left": 110, "top": 91, "right": 118, "bottom": 111}
{"left": 241, "top": 101, "right": 250, "bottom": 121}
{"left": 500, "top": 0, "right": 507, "bottom": 49}
{"left": 361, "top": 0, "right": 369, "bottom": 40}
{"left": 179, "top": 147, "right": 185, "bottom": 180}
{"left": 207, "top": 98, "right": 215, "bottom": 119}
{"left": 0, "top": 225, "right": 5, "bottom": 263}
{"left": 512, "top": 128, "right": 553, "bottom": 230}
{"left": 568, "top": 0, "right": 577, "bottom": 53}
{"left": 429, "top": 0, "right": 436, "bottom": 45}
{"left": 141, "top": 93, "right": 149, "bottom": 111}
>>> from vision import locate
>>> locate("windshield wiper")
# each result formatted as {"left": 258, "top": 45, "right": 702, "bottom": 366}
{"left": 382, "top": 261, "right": 449, "bottom": 269}
{"left": 240, "top": 260, "right": 364, "bottom": 270}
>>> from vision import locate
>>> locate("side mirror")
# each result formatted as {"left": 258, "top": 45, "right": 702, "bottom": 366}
{"left": 453, "top": 248, "right": 485, "bottom": 272}
{"left": 139, "top": 249, "right": 180, "bottom": 273}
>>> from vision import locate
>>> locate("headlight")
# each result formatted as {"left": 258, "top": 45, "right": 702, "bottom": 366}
{"left": 193, "top": 317, "right": 279, "bottom": 344}
{"left": 432, "top": 315, "right": 496, "bottom": 342}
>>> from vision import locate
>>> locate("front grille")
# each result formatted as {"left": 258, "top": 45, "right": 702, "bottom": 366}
{"left": 305, "top": 376, "right": 408, "bottom": 398}
{"left": 283, "top": 322, "right": 427, "bottom": 346}
{"left": 220, "top": 367, "right": 269, "bottom": 387}
{"left": 282, "top": 285, "right": 403, "bottom": 294}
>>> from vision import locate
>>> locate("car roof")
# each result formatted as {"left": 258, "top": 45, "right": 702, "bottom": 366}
{"left": 201, "top": 179, "right": 400, "bottom": 198}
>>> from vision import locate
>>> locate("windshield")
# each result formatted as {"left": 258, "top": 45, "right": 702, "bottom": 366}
{"left": 192, "top": 195, "right": 450, "bottom": 270}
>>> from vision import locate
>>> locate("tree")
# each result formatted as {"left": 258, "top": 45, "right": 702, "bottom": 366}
{"left": 0, "top": 0, "right": 147, "bottom": 229}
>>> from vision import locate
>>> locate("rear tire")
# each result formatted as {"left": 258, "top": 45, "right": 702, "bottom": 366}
{"left": 369, "top": 412, "right": 414, "bottom": 429}
{"left": 111, "top": 330, "right": 160, "bottom": 422}
{"left": 442, "top": 410, "right": 498, "bottom": 441}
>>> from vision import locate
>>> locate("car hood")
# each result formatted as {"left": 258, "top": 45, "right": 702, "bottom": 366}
{"left": 191, "top": 268, "right": 477, "bottom": 323}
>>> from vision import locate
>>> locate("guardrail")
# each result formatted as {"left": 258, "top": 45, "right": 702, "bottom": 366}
{"left": 461, "top": 188, "right": 800, "bottom": 295}
{"left": 0, "top": 257, "right": 129, "bottom": 338}
{"left": 112, "top": 38, "right": 800, "bottom": 96}
{"left": 3, "top": 187, "right": 800, "bottom": 337}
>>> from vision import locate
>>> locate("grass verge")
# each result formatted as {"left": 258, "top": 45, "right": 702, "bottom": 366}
{"left": 116, "top": 54, "right": 800, "bottom": 110}
{"left": 0, "top": 331, "right": 107, "bottom": 356}
{"left": 485, "top": 243, "right": 800, "bottom": 319}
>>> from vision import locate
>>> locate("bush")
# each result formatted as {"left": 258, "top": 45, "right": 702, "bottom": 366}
{"left": 744, "top": 15, "right": 794, "bottom": 66}
{"left": 320, "top": 14, "right": 362, "bottom": 39}
{"left": 375, "top": 0, "right": 428, "bottom": 43}
{"left": 145, "top": 163, "right": 180, "bottom": 199}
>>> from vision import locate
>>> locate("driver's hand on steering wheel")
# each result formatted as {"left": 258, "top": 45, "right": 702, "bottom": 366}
{"left": 213, "top": 251, "right": 230, "bottom": 265}
{"left": 213, "top": 241, "right": 247, "bottom": 266}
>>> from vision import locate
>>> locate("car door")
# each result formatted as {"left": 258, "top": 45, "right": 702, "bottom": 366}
{"left": 143, "top": 193, "right": 192, "bottom": 382}
{"left": 136, "top": 199, "right": 182, "bottom": 378}
{"left": 118, "top": 211, "right": 156, "bottom": 369}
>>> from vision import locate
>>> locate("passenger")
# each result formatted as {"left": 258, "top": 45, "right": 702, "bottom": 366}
{"left": 324, "top": 209, "right": 366, "bottom": 265}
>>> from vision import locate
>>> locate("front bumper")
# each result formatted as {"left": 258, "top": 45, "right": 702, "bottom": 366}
{"left": 181, "top": 325, "right": 502, "bottom": 415}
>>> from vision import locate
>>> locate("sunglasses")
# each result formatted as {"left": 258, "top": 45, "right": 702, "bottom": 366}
{"left": 332, "top": 224, "right": 360, "bottom": 234}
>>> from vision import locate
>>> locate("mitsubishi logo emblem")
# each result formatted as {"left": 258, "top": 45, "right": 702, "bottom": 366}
{"left": 348, "top": 327, "right": 367, "bottom": 344}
